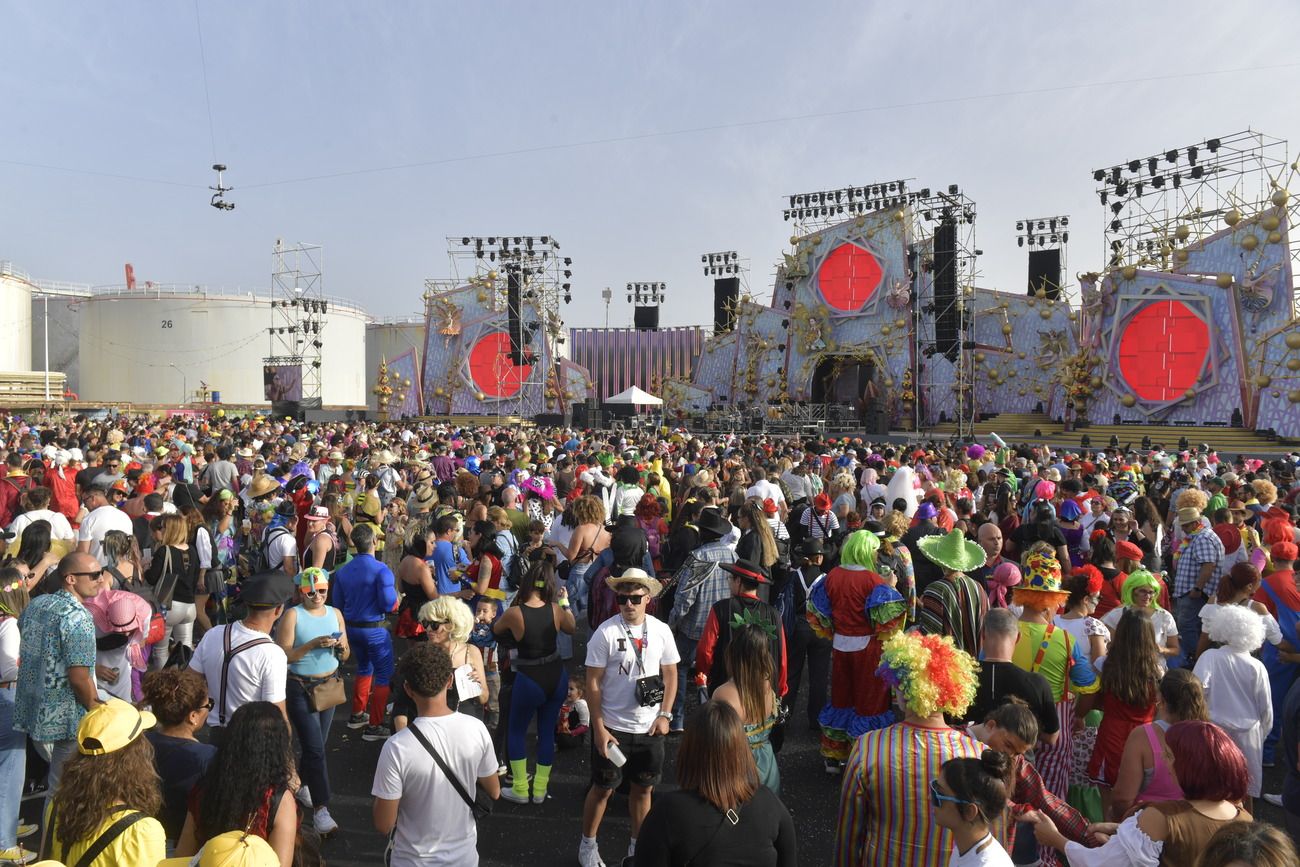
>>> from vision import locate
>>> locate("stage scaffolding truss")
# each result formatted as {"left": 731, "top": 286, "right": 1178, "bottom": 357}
{"left": 266, "top": 240, "right": 326, "bottom": 407}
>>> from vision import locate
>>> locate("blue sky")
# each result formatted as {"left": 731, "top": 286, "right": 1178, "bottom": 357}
{"left": 2, "top": 1, "right": 1299, "bottom": 328}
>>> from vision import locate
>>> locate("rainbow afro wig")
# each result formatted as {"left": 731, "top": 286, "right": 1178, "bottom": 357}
{"left": 875, "top": 631, "right": 978, "bottom": 719}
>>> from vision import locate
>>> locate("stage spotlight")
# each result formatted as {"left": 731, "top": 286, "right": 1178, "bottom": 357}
{"left": 1190, "top": 165, "right": 1204, "bottom": 179}
{"left": 1147, "top": 157, "right": 1158, "bottom": 176}
{"left": 1152, "top": 176, "right": 1165, "bottom": 189}
{"left": 1165, "top": 150, "right": 1178, "bottom": 164}
{"left": 1061, "top": 216, "right": 1069, "bottom": 227}
{"left": 1207, "top": 138, "right": 1220, "bottom": 152}
{"left": 1016, "top": 221, "right": 1023, "bottom": 231}
{"left": 1186, "top": 146, "right": 1198, "bottom": 164}
{"left": 564, "top": 257, "right": 572, "bottom": 266}
{"left": 777, "top": 343, "right": 786, "bottom": 351}
{"left": 1062, "top": 231, "right": 1069, "bottom": 243}
{"left": 1018, "top": 237, "right": 1024, "bottom": 247}
{"left": 487, "top": 237, "right": 495, "bottom": 244}
{"left": 781, "top": 319, "right": 789, "bottom": 327}
{"left": 1110, "top": 167, "right": 1121, "bottom": 184}
{"left": 1172, "top": 173, "right": 1181, "bottom": 188}
{"left": 1110, "top": 219, "right": 1122, "bottom": 232}
{"left": 1099, "top": 191, "right": 1108, "bottom": 205}
{"left": 540, "top": 236, "right": 550, "bottom": 243}
{"left": 1093, "top": 169, "right": 1105, "bottom": 182}
{"left": 1115, "top": 181, "right": 1128, "bottom": 196}
{"left": 1134, "top": 182, "right": 1144, "bottom": 197}
{"left": 461, "top": 237, "right": 470, "bottom": 245}
{"left": 948, "top": 184, "right": 959, "bottom": 194}
{"left": 1127, "top": 160, "right": 1140, "bottom": 173}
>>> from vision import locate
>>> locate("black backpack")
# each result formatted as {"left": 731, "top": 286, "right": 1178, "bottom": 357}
{"left": 256, "top": 525, "right": 292, "bottom": 573}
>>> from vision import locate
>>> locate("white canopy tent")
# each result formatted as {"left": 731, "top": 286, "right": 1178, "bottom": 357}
{"left": 605, "top": 385, "right": 663, "bottom": 406}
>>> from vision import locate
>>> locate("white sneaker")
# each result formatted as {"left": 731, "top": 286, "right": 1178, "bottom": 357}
{"left": 314, "top": 805, "right": 339, "bottom": 836}
{"left": 578, "top": 838, "right": 606, "bottom": 867}
{"left": 1263, "top": 792, "right": 1285, "bottom": 808}
{"left": 295, "top": 786, "right": 313, "bottom": 809}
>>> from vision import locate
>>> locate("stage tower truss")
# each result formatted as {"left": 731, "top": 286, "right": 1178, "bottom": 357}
{"left": 266, "top": 240, "right": 326, "bottom": 407}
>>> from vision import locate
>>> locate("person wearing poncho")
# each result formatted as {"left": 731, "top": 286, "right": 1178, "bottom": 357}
{"left": 806, "top": 531, "right": 908, "bottom": 769}
{"left": 833, "top": 632, "right": 983, "bottom": 867}
{"left": 916, "top": 529, "right": 989, "bottom": 655}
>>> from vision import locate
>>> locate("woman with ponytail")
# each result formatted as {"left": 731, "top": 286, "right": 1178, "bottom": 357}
{"left": 493, "top": 548, "right": 575, "bottom": 804}
{"left": 932, "top": 749, "right": 1015, "bottom": 865}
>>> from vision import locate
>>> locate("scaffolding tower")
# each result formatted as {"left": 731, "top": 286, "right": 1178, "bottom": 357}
{"left": 265, "top": 240, "right": 326, "bottom": 408}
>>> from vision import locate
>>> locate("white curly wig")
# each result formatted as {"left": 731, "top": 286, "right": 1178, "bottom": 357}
{"left": 1205, "top": 604, "right": 1265, "bottom": 654}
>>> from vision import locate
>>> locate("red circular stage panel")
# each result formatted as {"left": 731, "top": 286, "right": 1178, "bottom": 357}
{"left": 817, "top": 243, "right": 883, "bottom": 312}
{"left": 467, "top": 332, "right": 532, "bottom": 399}
{"left": 1116, "top": 300, "right": 1210, "bottom": 402}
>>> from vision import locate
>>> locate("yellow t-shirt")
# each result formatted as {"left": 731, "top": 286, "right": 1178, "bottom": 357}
{"left": 48, "top": 807, "right": 166, "bottom": 867}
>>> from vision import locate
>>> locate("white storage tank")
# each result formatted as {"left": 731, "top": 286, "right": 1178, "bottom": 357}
{"left": 77, "top": 285, "right": 369, "bottom": 406}
{"left": 365, "top": 317, "right": 426, "bottom": 413}
{"left": 0, "top": 262, "right": 35, "bottom": 373}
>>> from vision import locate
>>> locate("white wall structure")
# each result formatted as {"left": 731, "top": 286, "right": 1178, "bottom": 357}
{"left": 0, "top": 262, "right": 35, "bottom": 373}
{"left": 365, "top": 318, "right": 426, "bottom": 413}
{"left": 77, "top": 286, "right": 369, "bottom": 406}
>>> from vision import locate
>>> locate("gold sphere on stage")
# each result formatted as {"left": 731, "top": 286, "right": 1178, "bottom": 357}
{"left": 1256, "top": 374, "right": 1272, "bottom": 388}
{"left": 1035, "top": 287, "right": 1047, "bottom": 299}
{"left": 1263, "top": 215, "right": 1281, "bottom": 231}
{"left": 1174, "top": 249, "right": 1189, "bottom": 264}
{"left": 1287, "top": 358, "right": 1300, "bottom": 372}
{"left": 1268, "top": 232, "right": 1283, "bottom": 245}
{"left": 1090, "top": 376, "right": 1102, "bottom": 388}
{"left": 434, "top": 386, "right": 445, "bottom": 397}
{"left": 1175, "top": 225, "right": 1191, "bottom": 241}
{"left": 974, "top": 352, "right": 986, "bottom": 363}
{"left": 789, "top": 236, "right": 800, "bottom": 245}
{"left": 475, "top": 391, "right": 486, "bottom": 401}
{"left": 1008, "top": 369, "right": 1017, "bottom": 378}
{"left": 1120, "top": 394, "right": 1137, "bottom": 407}
{"left": 881, "top": 326, "right": 892, "bottom": 336}
{"left": 1287, "top": 332, "right": 1300, "bottom": 349}
{"left": 1121, "top": 265, "right": 1138, "bottom": 280}
{"left": 895, "top": 319, "right": 906, "bottom": 329}
{"left": 1216, "top": 273, "right": 1234, "bottom": 289}
{"left": 1272, "top": 190, "right": 1290, "bottom": 207}
{"left": 1241, "top": 234, "right": 1259, "bottom": 251}
{"left": 1184, "top": 388, "right": 1196, "bottom": 399}
{"left": 1289, "top": 390, "right": 1300, "bottom": 404}
{"left": 883, "top": 378, "right": 894, "bottom": 388}
{"left": 1002, "top": 324, "right": 1013, "bottom": 335}
{"left": 1040, "top": 308, "right": 1052, "bottom": 319}
{"left": 1018, "top": 351, "right": 1026, "bottom": 359}
{"left": 1225, "top": 209, "right": 1242, "bottom": 227}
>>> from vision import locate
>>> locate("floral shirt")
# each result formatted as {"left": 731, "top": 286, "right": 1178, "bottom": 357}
{"left": 14, "top": 589, "right": 97, "bottom": 742}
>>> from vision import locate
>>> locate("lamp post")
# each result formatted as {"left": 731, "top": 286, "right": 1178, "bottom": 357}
{"left": 167, "top": 363, "right": 187, "bottom": 405}
{"left": 602, "top": 287, "right": 612, "bottom": 329}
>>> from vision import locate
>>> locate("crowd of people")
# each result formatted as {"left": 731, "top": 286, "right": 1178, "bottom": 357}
{"left": 1, "top": 413, "right": 1300, "bottom": 865}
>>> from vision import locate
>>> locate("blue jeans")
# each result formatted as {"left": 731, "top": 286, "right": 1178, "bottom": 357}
{"left": 285, "top": 678, "right": 337, "bottom": 807}
{"left": 0, "top": 696, "right": 25, "bottom": 849}
{"left": 559, "top": 562, "right": 593, "bottom": 660}
{"left": 1174, "top": 593, "right": 1205, "bottom": 670}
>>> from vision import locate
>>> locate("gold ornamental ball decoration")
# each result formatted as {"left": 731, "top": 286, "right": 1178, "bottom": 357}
{"left": 433, "top": 386, "right": 445, "bottom": 397}
{"left": 1174, "top": 249, "right": 1189, "bottom": 264}
{"left": 1287, "top": 332, "right": 1300, "bottom": 349}
{"left": 1121, "top": 265, "right": 1138, "bottom": 280}
{"left": 880, "top": 325, "right": 892, "bottom": 336}
{"left": 1120, "top": 394, "right": 1137, "bottom": 407}
{"left": 476, "top": 292, "right": 488, "bottom": 303}
{"left": 1256, "top": 374, "right": 1272, "bottom": 388}
{"left": 1268, "top": 231, "right": 1283, "bottom": 245}
{"left": 788, "top": 236, "right": 800, "bottom": 245}
{"left": 1090, "top": 376, "right": 1102, "bottom": 388}
{"left": 883, "top": 378, "right": 894, "bottom": 388}
{"left": 1174, "top": 225, "right": 1191, "bottom": 241}
{"left": 1288, "top": 358, "right": 1300, "bottom": 372}
{"left": 974, "top": 352, "right": 986, "bottom": 363}
{"left": 1018, "top": 351, "right": 1027, "bottom": 359}
{"left": 1241, "top": 234, "right": 1259, "bottom": 251}
{"left": 1008, "top": 369, "right": 1018, "bottom": 378}
{"left": 1263, "top": 214, "right": 1281, "bottom": 231}
{"left": 1273, "top": 390, "right": 1282, "bottom": 398}
{"left": 1040, "top": 308, "right": 1052, "bottom": 319}
{"left": 1002, "top": 323, "right": 1013, "bottom": 335}
{"left": 1068, "top": 311, "right": 1078, "bottom": 321}
{"left": 895, "top": 318, "right": 906, "bottom": 328}
{"left": 1225, "top": 209, "right": 1242, "bottom": 227}
{"left": 1273, "top": 190, "right": 1290, "bottom": 207}
{"left": 1216, "top": 273, "right": 1234, "bottom": 289}
{"left": 487, "top": 270, "right": 498, "bottom": 280}
{"left": 1184, "top": 388, "right": 1196, "bottom": 399}
{"left": 1026, "top": 297, "right": 1036, "bottom": 307}
{"left": 1289, "top": 390, "right": 1300, "bottom": 404}
{"left": 1035, "top": 287, "right": 1047, "bottom": 299}
{"left": 894, "top": 209, "right": 905, "bottom": 221}
{"left": 1018, "top": 388, "right": 1027, "bottom": 396}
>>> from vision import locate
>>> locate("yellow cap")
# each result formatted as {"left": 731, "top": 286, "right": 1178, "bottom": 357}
{"left": 77, "top": 698, "right": 156, "bottom": 755}
{"left": 156, "top": 830, "right": 280, "bottom": 867}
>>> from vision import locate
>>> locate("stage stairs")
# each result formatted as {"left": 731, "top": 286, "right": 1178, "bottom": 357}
{"left": 929, "top": 413, "right": 1286, "bottom": 454}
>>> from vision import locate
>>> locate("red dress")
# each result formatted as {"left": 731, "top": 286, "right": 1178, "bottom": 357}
{"left": 469, "top": 552, "right": 504, "bottom": 601}
{"left": 1087, "top": 690, "right": 1155, "bottom": 786}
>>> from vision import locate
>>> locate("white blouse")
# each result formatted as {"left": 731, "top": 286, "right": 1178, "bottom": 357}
{"left": 1063, "top": 814, "right": 1163, "bottom": 867}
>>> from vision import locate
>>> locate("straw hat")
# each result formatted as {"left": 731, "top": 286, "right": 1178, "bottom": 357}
{"left": 374, "top": 449, "right": 398, "bottom": 465}
{"left": 605, "top": 567, "right": 663, "bottom": 597}
{"left": 916, "top": 529, "right": 987, "bottom": 574}
{"left": 247, "top": 475, "right": 281, "bottom": 499}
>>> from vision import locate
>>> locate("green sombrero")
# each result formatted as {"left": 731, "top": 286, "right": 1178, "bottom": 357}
{"left": 916, "top": 529, "right": 987, "bottom": 574}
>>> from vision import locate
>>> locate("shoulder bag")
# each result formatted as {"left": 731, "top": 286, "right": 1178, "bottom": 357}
{"left": 406, "top": 720, "right": 494, "bottom": 820}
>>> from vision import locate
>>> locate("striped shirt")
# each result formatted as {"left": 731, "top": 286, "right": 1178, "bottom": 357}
{"left": 917, "top": 574, "right": 989, "bottom": 655}
{"left": 835, "top": 721, "right": 984, "bottom": 867}
{"left": 801, "top": 508, "right": 840, "bottom": 539}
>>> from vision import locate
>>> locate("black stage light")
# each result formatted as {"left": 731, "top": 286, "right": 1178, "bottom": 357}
{"left": 948, "top": 184, "right": 959, "bottom": 194}
{"left": 1190, "top": 165, "right": 1204, "bottom": 179}
{"left": 1110, "top": 167, "right": 1122, "bottom": 184}
{"left": 1127, "top": 160, "right": 1140, "bottom": 173}
{"left": 540, "top": 236, "right": 550, "bottom": 243}
{"left": 1016, "top": 221, "right": 1023, "bottom": 231}
{"left": 1186, "top": 146, "right": 1198, "bottom": 164}
{"left": 1018, "top": 237, "right": 1024, "bottom": 247}
{"left": 1148, "top": 157, "right": 1159, "bottom": 175}
{"left": 564, "top": 258, "right": 572, "bottom": 266}
{"left": 1165, "top": 150, "right": 1178, "bottom": 163}
{"left": 1100, "top": 191, "right": 1108, "bottom": 205}
{"left": 1111, "top": 219, "right": 1122, "bottom": 231}
{"left": 781, "top": 319, "right": 789, "bottom": 327}
{"left": 1111, "top": 202, "right": 1123, "bottom": 214}
{"left": 1134, "top": 182, "right": 1144, "bottom": 197}
{"left": 487, "top": 237, "right": 495, "bottom": 244}
{"left": 1207, "top": 138, "right": 1220, "bottom": 152}
{"left": 1116, "top": 181, "right": 1128, "bottom": 196}
{"left": 1172, "top": 173, "right": 1181, "bottom": 188}
{"left": 1152, "top": 176, "right": 1165, "bottom": 189}
{"left": 1062, "top": 232, "right": 1069, "bottom": 243}
{"left": 461, "top": 237, "right": 470, "bottom": 245}
{"left": 1093, "top": 169, "right": 1105, "bottom": 182}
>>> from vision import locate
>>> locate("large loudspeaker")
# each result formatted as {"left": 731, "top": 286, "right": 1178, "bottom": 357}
{"left": 713, "top": 277, "right": 739, "bottom": 333}
{"left": 506, "top": 269, "right": 525, "bottom": 362}
{"left": 1027, "top": 248, "right": 1062, "bottom": 300}
{"left": 932, "top": 219, "right": 960, "bottom": 361}
{"left": 634, "top": 305, "right": 660, "bottom": 331}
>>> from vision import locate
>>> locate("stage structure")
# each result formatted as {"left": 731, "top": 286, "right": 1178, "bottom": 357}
{"left": 420, "top": 237, "right": 593, "bottom": 418}
{"left": 569, "top": 326, "right": 706, "bottom": 401}
{"left": 265, "top": 240, "right": 327, "bottom": 411}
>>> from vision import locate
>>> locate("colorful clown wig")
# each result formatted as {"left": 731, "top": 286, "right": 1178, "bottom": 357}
{"left": 1174, "top": 488, "right": 1209, "bottom": 513}
{"left": 1119, "top": 568, "right": 1165, "bottom": 610}
{"left": 839, "top": 529, "right": 881, "bottom": 571}
{"left": 875, "top": 631, "right": 978, "bottom": 720}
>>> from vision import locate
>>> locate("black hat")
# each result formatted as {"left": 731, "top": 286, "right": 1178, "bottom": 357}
{"left": 719, "top": 558, "right": 770, "bottom": 585}
{"left": 240, "top": 571, "right": 295, "bottom": 608}
{"left": 797, "top": 538, "right": 824, "bottom": 557}
{"left": 696, "top": 508, "right": 733, "bottom": 540}
{"left": 862, "top": 520, "right": 887, "bottom": 537}
{"left": 172, "top": 483, "right": 204, "bottom": 512}
{"left": 275, "top": 499, "right": 297, "bottom": 519}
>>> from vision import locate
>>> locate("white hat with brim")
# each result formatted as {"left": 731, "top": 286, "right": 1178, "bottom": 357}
{"left": 605, "top": 567, "right": 663, "bottom": 598}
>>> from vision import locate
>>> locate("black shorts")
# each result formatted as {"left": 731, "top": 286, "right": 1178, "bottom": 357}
{"left": 591, "top": 728, "right": 664, "bottom": 790}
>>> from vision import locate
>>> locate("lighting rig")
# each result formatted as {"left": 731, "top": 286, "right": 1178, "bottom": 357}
{"left": 626, "top": 282, "right": 666, "bottom": 305}
{"left": 1091, "top": 131, "right": 1288, "bottom": 267}
{"left": 265, "top": 240, "right": 325, "bottom": 406}
{"left": 1016, "top": 216, "right": 1069, "bottom": 247}
{"left": 702, "top": 251, "right": 741, "bottom": 276}
{"left": 784, "top": 180, "right": 917, "bottom": 230}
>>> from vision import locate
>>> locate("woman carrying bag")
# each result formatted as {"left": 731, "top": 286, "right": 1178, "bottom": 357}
{"left": 146, "top": 514, "right": 197, "bottom": 670}
{"left": 275, "top": 566, "right": 349, "bottom": 837}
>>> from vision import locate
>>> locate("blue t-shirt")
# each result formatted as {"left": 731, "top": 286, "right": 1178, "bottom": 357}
{"left": 431, "top": 540, "right": 462, "bottom": 596}
{"left": 147, "top": 731, "right": 217, "bottom": 841}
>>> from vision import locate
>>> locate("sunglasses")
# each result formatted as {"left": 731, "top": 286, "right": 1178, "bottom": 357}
{"left": 929, "top": 778, "right": 975, "bottom": 809}
{"left": 421, "top": 620, "right": 447, "bottom": 630}
{"left": 615, "top": 594, "right": 647, "bottom": 606}
{"left": 303, "top": 588, "right": 325, "bottom": 598}
{"left": 195, "top": 698, "right": 215, "bottom": 712}
{"left": 67, "top": 569, "right": 106, "bottom": 579}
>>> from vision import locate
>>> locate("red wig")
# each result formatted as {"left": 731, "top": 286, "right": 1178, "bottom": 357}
{"left": 634, "top": 492, "right": 662, "bottom": 521}
{"left": 1166, "top": 721, "right": 1249, "bottom": 802}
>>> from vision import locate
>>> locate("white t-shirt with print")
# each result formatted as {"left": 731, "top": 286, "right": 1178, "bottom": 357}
{"left": 585, "top": 614, "right": 680, "bottom": 734}
{"left": 77, "top": 505, "right": 135, "bottom": 565}
{"left": 371, "top": 713, "right": 497, "bottom": 867}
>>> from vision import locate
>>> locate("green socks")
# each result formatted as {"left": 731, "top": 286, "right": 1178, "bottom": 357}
{"left": 510, "top": 759, "right": 530, "bottom": 797}
{"left": 532, "top": 763, "right": 552, "bottom": 800}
